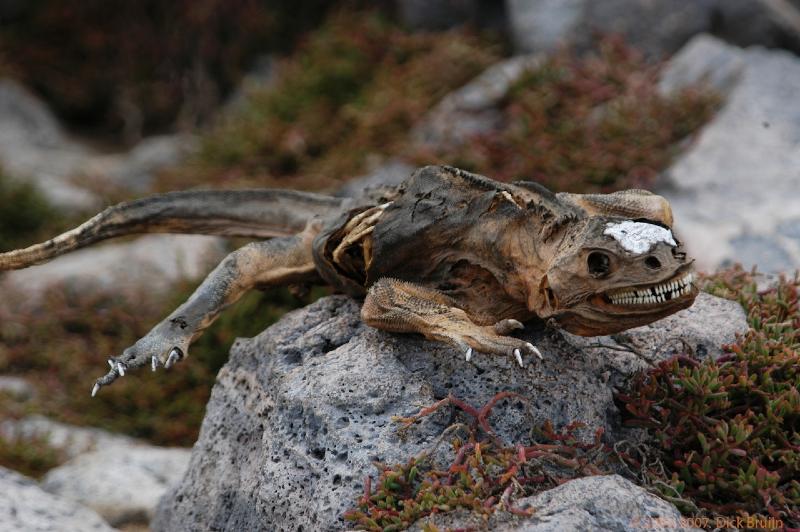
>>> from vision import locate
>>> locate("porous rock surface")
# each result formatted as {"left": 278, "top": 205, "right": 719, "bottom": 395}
{"left": 0, "top": 466, "right": 112, "bottom": 532}
{"left": 411, "top": 475, "right": 700, "bottom": 532}
{"left": 154, "top": 292, "right": 746, "bottom": 531}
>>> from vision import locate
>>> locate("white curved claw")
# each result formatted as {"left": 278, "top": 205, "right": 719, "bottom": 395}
{"left": 527, "top": 342, "right": 543, "bottom": 360}
{"left": 507, "top": 319, "right": 524, "bottom": 330}
{"left": 107, "top": 359, "right": 115, "bottom": 370}
{"left": 513, "top": 348, "right": 523, "bottom": 367}
{"left": 91, "top": 383, "right": 100, "bottom": 397}
{"left": 151, "top": 356, "right": 158, "bottom": 372}
{"left": 465, "top": 347, "right": 473, "bottom": 362}
{"left": 165, "top": 348, "right": 181, "bottom": 369}
{"left": 116, "top": 362, "right": 126, "bottom": 376}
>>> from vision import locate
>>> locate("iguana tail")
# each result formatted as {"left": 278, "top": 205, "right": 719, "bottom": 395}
{"left": 0, "top": 189, "right": 344, "bottom": 271}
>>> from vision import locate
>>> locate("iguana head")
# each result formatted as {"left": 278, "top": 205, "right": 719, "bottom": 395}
{"left": 534, "top": 216, "right": 698, "bottom": 336}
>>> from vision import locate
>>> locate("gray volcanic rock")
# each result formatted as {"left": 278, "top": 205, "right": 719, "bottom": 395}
{"left": 0, "top": 414, "right": 138, "bottom": 459}
{"left": 0, "top": 415, "right": 192, "bottom": 527}
{"left": 659, "top": 35, "right": 800, "bottom": 272}
{"left": 0, "top": 79, "right": 96, "bottom": 209}
{"left": 413, "top": 54, "right": 543, "bottom": 148}
{"left": 514, "top": 474, "right": 701, "bottom": 532}
{"left": 0, "top": 234, "right": 226, "bottom": 301}
{"left": 0, "top": 375, "right": 35, "bottom": 400}
{"left": 507, "top": 0, "right": 711, "bottom": 58}
{"left": 0, "top": 466, "right": 112, "bottom": 532}
{"left": 84, "top": 134, "right": 197, "bottom": 193}
{"left": 154, "top": 293, "right": 746, "bottom": 531}
{"left": 411, "top": 475, "right": 700, "bottom": 531}
{"left": 43, "top": 446, "right": 191, "bottom": 527}
{"left": 506, "top": 0, "right": 800, "bottom": 58}
{"left": 0, "top": 79, "right": 196, "bottom": 208}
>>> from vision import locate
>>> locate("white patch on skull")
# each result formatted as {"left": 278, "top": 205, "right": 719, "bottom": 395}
{"left": 603, "top": 221, "right": 676, "bottom": 255}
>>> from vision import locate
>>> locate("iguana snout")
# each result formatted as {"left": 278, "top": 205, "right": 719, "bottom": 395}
{"left": 535, "top": 217, "right": 698, "bottom": 336}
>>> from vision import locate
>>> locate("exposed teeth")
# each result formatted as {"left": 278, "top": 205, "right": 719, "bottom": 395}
{"left": 608, "top": 273, "right": 694, "bottom": 306}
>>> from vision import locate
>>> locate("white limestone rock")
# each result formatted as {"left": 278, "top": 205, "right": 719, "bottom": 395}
{"left": 659, "top": 35, "right": 800, "bottom": 272}
{"left": 0, "top": 466, "right": 113, "bottom": 532}
{"left": 42, "top": 446, "right": 191, "bottom": 527}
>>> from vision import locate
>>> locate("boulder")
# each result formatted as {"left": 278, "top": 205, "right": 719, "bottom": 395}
{"left": 512, "top": 474, "right": 700, "bottom": 532}
{"left": 659, "top": 35, "right": 800, "bottom": 272}
{"left": 83, "top": 134, "right": 197, "bottom": 193}
{"left": 0, "top": 79, "right": 96, "bottom": 209}
{"left": 0, "top": 375, "right": 35, "bottom": 400}
{"left": 0, "top": 79, "right": 197, "bottom": 209}
{"left": 0, "top": 234, "right": 226, "bottom": 301}
{"left": 1, "top": 415, "right": 192, "bottom": 527}
{"left": 506, "top": 0, "right": 800, "bottom": 58}
{"left": 413, "top": 54, "right": 543, "bottom": 148}
{"left": 154, "top": 293, "right": 747, "bottom": 531}
{"left": 0, "top": 414, "right": 138, "bottom": 459}
{"left": 412, "top": 474, "right": 700, "bottom": 531}
{"left": 42, "top": 446, "right": 191, "bottom": 527}
{"left": 507, "top": 0, "right": 712, "bottom": 57}
{"left": 0, "top": 466, "right": 112, "bottom": 532}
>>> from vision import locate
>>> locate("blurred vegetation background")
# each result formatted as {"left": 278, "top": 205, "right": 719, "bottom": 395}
{"left": 0, "top": 0, "right": 339, "bottom": 141}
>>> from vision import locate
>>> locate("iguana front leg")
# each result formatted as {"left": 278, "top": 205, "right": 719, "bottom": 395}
{"left": 92, "top": 229, "right": 319, "bottom": 395}
{"left": 361, "top": 278, "right": 542, "bottom": 366}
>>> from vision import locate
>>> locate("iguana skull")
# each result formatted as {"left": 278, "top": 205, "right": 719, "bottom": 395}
{"left": 536, "top": 216, "right": 698, "bottom": 336}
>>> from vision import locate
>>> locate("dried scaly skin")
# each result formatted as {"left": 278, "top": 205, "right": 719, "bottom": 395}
{"left": 0, "top": 165, "right": 698, "bottom": 394}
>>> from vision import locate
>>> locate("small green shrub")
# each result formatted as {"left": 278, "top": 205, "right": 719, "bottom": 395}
{"left": 0, "top": 281, "right": 320, "bottom": 446}
{"left": 163, "top": 9, "right": 501, "bottom": 191}
{"left": 0, "top": 431, "right": 64, "bottom": 479}
{"left": 0, "top": 171, "right": 62, "bottom": 252}
{"left": 422, "top": 37, "right": 720, "bottom": 193}
{"left": 347, "top": 267, "right": 799, "bottom": 529}
{"left": 344, "top": 393, "right": 627, "bottom": 531}
{"left": 618, "top": 266, "right": 800, "bottom": 526}
{"left": 0, "top": 0, "right": 341, "bottom": 139}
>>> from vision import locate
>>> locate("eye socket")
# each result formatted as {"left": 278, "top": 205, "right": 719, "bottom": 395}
{"left": 587, "top": 251, "right": 611, "bottom": 278}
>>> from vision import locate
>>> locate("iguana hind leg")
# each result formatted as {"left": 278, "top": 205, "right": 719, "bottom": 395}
{"left": 92, "top": 227, "right": 320, "bottom": 395}
{"left": 361, "top": 278, "right": 542, "bottom": 366}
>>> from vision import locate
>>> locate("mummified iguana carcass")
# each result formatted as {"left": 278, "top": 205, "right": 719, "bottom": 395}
{"left": 0, "top": 166, "right": 698, "bottom": 396}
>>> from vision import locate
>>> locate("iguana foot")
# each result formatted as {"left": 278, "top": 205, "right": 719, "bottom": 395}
{"left": 91, "top": 322, "right": 193, "bottom": 396}
{"left": 362, "top": 279, "right": 545, "bottom": 368}
{"left": 89, "top": 234, "right": 320, "bottom": 396}
{"left": 453, "top": 324, "right": 543, "bottom": 367}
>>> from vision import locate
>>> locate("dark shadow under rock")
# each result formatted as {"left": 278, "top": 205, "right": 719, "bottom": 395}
{"left": 153, "top": 293, "right": 746, "bottom": 531}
